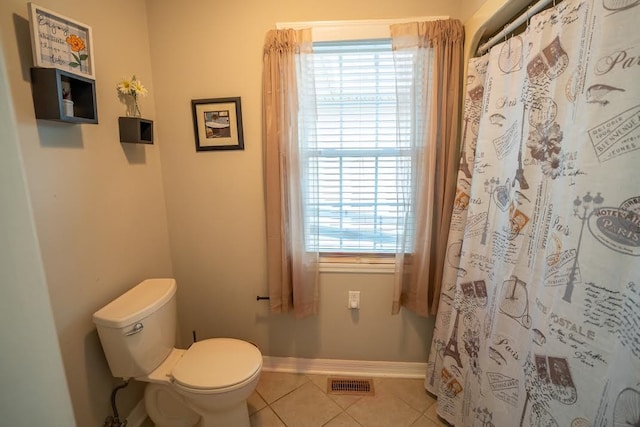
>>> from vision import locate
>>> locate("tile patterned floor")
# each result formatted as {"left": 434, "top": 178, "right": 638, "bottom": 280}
{"left": 141, "top": 371, "right": 451, "bottom": 427}
{"left": 248, "top": 372, "right": 450, "bottom": 427}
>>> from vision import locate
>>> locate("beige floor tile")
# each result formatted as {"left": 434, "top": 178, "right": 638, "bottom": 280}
{"left": 305, "top": 374, "right": 330, "bottom": 390}
{"left": 423, "top": 402, "right": 451, "bottom": 426}
{"left": 346, "top": 393, "right": 422, "bottom": 427}
{"left": 327, "top": 393, "right": 363, "bottom": 410}
{"left": 249, "top": 390, "right": 268, "bottom": 415}
{"left": 375, "top": 378, "right": 436, "bottom": 412}
{"left": 410, "top": 414, "right": 442, "bottom": 427}
{"left": 323, "top": 411, "right": 362, "bottom": 427}
{"left": 271, "top": 381, "right": 342, "bottom": 427}
{"left": 251, "top": 406, "right": 287, "bottom": 427}
{"left": 305, "top": 373, "right": 330, "bottom": 392}
{"left": 257, "top": 371, "right": 310, "bottom": 404}
{"left": 370, "top": 377, "right": 395, "bottom": 396}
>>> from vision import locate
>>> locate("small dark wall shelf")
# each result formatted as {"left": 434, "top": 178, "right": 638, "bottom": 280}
{"left": 118, "top": 117, "right": 154, "bottom": 144}
{"left": 30, "top": 67, "right": 98, "bottom": 124}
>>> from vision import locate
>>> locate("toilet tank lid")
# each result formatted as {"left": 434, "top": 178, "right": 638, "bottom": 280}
{"left": 93, "top": 278, "right": 176, "bottom": 328}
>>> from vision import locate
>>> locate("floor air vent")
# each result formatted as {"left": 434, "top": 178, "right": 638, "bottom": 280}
{"left": 327, "top": 377, "right": 375, "bottom": 396}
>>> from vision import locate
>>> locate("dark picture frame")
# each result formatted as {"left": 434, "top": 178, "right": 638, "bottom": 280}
{"left": 191, "top": 97, "right": 244, "bottom": 151}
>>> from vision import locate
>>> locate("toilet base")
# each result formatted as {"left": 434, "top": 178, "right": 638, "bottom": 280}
{"left": 197, "top": 401, "right": 250, "bottom": 427}
{"left": 144, "top": 382, "right": 254, "bottom": 427}
{"left": 144, "top": 383, "right": 200, "bottom": 427}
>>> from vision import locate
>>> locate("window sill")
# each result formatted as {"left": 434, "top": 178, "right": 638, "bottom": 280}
{"left": 319, "top": 255, "right": 395, "bottom": 274}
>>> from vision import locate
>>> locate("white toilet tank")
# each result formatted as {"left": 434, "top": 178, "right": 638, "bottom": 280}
{"left": 93, "top": 278, "right": 177, "bottom": 379}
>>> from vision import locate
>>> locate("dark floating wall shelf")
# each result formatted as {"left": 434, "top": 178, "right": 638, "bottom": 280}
{"left": 118, "top": 117, "right": 154, "bottom": 144}
{"left": 30, "top": 67, "right": 98, "bottom": 124}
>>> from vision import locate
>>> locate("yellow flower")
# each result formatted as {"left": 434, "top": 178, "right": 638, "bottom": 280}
{"left": 117, "top": 79, "right": 133, "bottom": 95}
{"left": 131, "top": 80, "right": 148, "bottom": 97}
{"left": 66, "top": 34, "right": 86, "bottom": 52}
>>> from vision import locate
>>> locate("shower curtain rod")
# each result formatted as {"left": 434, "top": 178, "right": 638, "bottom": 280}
{"left": 477, "top": 0, "right": 556, "bottom": 54}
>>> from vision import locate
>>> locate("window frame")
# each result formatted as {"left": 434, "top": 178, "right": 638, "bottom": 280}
{"left": 305, "top": 38, "right": 414, "bottom": 256}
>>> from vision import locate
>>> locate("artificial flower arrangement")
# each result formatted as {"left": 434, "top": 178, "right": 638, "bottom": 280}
{"left": 66, "top": 34, "right": 88, "bottom": 71}
{"left": 116, "top": 75, "right": 148, "bottom": 117}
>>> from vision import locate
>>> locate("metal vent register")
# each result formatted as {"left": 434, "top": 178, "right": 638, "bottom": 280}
{"left": 327, "top": 378, "right": 375, "bottom": 396}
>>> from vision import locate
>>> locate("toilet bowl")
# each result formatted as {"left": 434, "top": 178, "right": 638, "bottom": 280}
{"left": 92, "top": 279, "right": 263, "bottom": 427}
{"left": 142, "top": 339, "right": 262, "bottom": 427}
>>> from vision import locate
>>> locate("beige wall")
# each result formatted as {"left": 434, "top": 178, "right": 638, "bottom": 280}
{"left": 0, "top": 0, "right": 173, "bottom": 425}
{"left": 460, "top": 0, "right": 491, "bottom": 22}
{"left": 146, "top": 0, "right": 462, "bottom": 363}
{"left": 0, "top": 38, "right": 76, "bottom": 427}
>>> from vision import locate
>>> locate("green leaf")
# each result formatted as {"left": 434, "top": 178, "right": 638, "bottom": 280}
{"left": 79, "top": 54, "right": 88, "bottom": 60}
{"left": 69, "top": 62, "right": 79, "bottom": 67}
{"left": 72, "top": 53, "right": 81, "bottom": 63}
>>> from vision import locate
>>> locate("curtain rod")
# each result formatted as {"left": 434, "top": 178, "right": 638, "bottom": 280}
{"left": 477, "top": 0, "right": 555, "bottom": 54}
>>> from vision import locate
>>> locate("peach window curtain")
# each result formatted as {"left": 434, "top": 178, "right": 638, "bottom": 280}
{"left": 262, "top": 28, "right": 319, "bottom": 319}
{"left": 390, "top": 19, "right": 464, "bottom": 316}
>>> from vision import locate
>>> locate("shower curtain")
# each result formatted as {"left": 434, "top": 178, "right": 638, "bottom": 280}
{"left": 426, "top": 0, "right": 640, "bottom": 425}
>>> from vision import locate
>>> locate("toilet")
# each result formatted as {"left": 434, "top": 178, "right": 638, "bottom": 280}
{"left": 93, "top": 278, "right": 262, "bottom": 427}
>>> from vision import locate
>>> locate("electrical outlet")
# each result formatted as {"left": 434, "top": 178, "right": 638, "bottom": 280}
{"left": 348, "top": 291, "right": 360, "bottom": 309}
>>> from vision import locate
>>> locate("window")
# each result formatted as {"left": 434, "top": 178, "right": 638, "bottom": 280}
{"left": 299, "top": 39, "right": 419, "bottom": 255}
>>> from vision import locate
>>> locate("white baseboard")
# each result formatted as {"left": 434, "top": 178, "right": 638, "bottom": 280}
{"left": 126, "top": 399, "right": 148, "bottom": 427}
{"left": 262, "top": 356, "right": 427, "bottom": 379}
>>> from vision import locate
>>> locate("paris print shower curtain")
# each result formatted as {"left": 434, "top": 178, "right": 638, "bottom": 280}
{"left": 425, "top": 0, "right": 640, "bottom": 425}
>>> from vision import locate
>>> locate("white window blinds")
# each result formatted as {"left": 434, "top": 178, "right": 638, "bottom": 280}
{"left": 300, "top": 40, "right": 417, "bottom": 254}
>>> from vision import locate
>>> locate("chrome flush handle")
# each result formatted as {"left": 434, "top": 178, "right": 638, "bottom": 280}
{"left": 125, "top": 322, "right": 144, "bottom": 336}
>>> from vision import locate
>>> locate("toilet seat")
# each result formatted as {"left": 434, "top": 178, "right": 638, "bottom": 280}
{"left": 171, "top": 338, "right": 262, "bottom": 395}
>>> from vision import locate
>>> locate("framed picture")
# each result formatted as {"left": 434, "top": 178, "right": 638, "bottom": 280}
{"left": 28, "top": 3, "right": 95, "bottom": 79}
{"left": 192, "top": 97, "right": 244, "bottom": 151}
